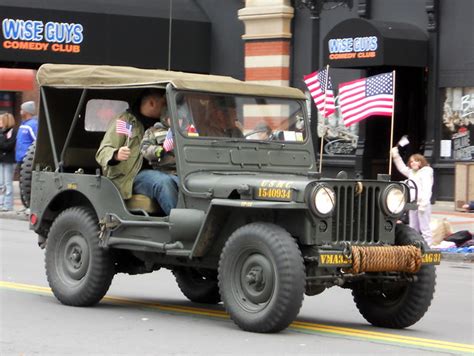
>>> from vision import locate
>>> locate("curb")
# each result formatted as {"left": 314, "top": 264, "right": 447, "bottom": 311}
{"left": 0, "top": 211, "right": 29, "bottom": 222}
{"left": 441, "top": 252, "right": 474, "bottom": 263}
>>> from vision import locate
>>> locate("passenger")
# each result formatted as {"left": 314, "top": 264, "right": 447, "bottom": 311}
{"left": 140, "top": 114, "right": 179, "bottom": 203}
{"left": 96, "top": 89, "right": 178, "bottom": 215}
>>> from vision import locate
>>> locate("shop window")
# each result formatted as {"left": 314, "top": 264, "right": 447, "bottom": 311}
{"left": 309, "top": 91, "right": 359, "bottom": 156}
{"left": 0, "top": 92, "right": 14, "bottom": 114}
{"left": 440, "top": 87, "right": 474, "bottom": 161}
{"left": 85, "top": 99, "right": 129, "bottom": 132}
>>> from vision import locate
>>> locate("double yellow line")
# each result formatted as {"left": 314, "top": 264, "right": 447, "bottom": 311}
{"left": 1, "top": 280, "right": 473, "bottom": 354}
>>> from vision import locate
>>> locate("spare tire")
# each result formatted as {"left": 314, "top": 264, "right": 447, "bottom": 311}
{"left": 20, "top": 141, "right": 36, "bottom": 208}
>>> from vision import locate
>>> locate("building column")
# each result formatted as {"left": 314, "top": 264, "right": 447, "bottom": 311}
{"left": 238, "top": 0, "right": 294, "bottom": 86}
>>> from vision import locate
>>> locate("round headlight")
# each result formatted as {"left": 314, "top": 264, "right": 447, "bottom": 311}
{"left": 311, "top": 185, "right": 336, "bottom": 216}
{"left": 385, "top": 185, "right": 406, "bottom": 215}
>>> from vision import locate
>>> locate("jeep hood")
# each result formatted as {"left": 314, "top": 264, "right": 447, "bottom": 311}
{"left": 185, "top": 172, "right": 316, "bottom": 202}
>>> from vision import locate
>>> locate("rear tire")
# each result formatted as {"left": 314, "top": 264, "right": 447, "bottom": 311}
{"left": 218, "top": 223, "right": 305, "bottom": 333}
{"left": 352, "top": 224, "right": 436, "bottom": 328}
{"left": 19, "top": 142, "right": 35, "bottom": 208}
{"left": 173, "top": 268, "right": 221, "bottom": 304}
{"left": 45, "top": 207, "right": 114, "bottom": 306}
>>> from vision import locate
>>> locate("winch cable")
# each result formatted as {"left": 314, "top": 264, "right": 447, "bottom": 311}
{"left": 348, "top": 245, "right": 422, "bottom": 274}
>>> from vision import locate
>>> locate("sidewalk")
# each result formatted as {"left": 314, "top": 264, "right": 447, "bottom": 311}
{"left": 430, "top": 201, "right": 474, "bottom": 262}
{"left": 2, "top": 181, "right": 473, "bottom": 262}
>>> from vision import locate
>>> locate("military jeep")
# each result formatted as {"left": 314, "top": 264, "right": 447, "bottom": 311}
{"left": 30, "top": 64, "right": 440, "bottom": 333}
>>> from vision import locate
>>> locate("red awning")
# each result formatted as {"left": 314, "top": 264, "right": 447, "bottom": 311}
{"left": 0, "top": 68, "right": 35, "bottom": 91}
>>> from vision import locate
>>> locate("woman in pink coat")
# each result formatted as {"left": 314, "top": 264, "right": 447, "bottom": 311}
{"left": 391, "top": 147, "right": 434, "bottom": 246}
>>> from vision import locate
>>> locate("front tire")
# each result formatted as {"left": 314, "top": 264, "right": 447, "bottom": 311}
{"left": 352, "top": 224, "right": 436, "bottom": 328}
{"left": 218, "top": 223, "right": 305, "bottom": 333}
{"left": 173, "top": 268, "right": 221, "bottom": 304}
{"left": 45, "top": 207, "right": 114, "bottom": 306}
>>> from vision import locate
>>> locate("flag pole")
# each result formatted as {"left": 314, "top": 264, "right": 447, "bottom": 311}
{"left": 388, "top": 70, "right": 396, "bottom": 176}
{"left": 319, "top": 65, "right": 330, "bottom": 174}
{"left": 319, "top": 130, "right": 324, "bottom": 173}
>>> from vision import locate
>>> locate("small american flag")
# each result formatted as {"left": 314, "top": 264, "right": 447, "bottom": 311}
{"left": 116, "top": 119, "right": 132, "bottom": 137}
{"left": 338, "top": 72, "right": 394, "bottom": 127}
{"left": 303, "top": 67, "right": 335, "bottom": 118}
{"left": 163, "top": 129, "right": 174, "bottom": 152}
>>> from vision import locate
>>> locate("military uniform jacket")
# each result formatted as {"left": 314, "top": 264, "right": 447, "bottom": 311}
{"left": 96, "top": 111, "right": 144, "bottom": 199}
{"left": 141, "top": 123, "right": 176, "bottom": 174}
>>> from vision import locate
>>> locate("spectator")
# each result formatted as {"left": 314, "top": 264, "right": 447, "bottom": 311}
{"left": 15, "top": 101, "right": 38, "bottom": 165}
{"left": 0, "top": 113, "right": 17, "bottom": 211}
{"left": 391, "top": 147, "right": 434, "bottom": 246}
{"left": 462, "top": 201, "right": 474, "bottom": 212}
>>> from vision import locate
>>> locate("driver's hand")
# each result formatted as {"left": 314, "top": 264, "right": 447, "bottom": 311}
{"left": 115, "top": 146, "right": 131, "bottom": 161}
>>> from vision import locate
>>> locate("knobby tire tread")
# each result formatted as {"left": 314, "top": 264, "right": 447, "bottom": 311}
{"left": 352, "top": 224, "right": 436, "bottom": 328}
{"left": 218, "top": 223, "right": 305, "bottom": 333}
{"left": 45, "top": 207, "right": 114, "bottom": 306}
{"left": 173, "top": 268, "right": 221, "bottom": 304}
{"left": 19, "top": 142, "right": 35, "bottom": 208}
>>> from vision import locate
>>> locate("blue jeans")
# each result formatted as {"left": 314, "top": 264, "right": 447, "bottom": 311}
{"left": 0, "top": 163, "right": 15, "bottom": 210}
{"left": 133, "top": 170, "right": 179, "bottom": 215}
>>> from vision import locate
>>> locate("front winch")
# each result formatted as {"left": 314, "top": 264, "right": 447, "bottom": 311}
{"left": 348, "top": 245, "right": 422, "bottom": 274}
{"left": 317, "top": 245, "right": 441, "bottom": 273}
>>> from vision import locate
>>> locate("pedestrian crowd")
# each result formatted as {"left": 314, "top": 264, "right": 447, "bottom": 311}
{"left": 0, "top": 101, "right": 38, "bottom": 212}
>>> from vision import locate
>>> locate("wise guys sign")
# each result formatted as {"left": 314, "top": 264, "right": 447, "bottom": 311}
{"left": 0, "top": 6, "right": 100, "bottom": 65}
{"left": 323, "top": 18, "right": 427, "bottom": 68}
{"left": 0, "top": 5, "right": 210, "bottom": 72}
{"left": 2, "top": 18, "right": 84, "bottom": 53}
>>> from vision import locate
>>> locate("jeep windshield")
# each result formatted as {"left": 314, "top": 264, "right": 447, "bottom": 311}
{"left": 173, "top": 92, "right": 307, "bottom": 143}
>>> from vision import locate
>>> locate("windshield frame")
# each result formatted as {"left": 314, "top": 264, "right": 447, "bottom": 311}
{"left": 167, "top": 89, "right": 309, "bottom": 145}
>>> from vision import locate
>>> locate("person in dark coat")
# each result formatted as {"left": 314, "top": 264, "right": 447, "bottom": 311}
{"left": 0, "top": 113, "right": 17, "bottom": 211}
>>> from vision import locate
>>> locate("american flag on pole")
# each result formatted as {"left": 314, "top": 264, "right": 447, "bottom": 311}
{"left": 116, "top": 119, "right": 132, "bottom": 137}
{"left": 338, "top": 72, "right": 394, "bottom": 127}
{"left": 303, "top": 67, "right": 335, "bottom": 118}
{"left": 163, "top": 128, "right": 174, "bottom": 152}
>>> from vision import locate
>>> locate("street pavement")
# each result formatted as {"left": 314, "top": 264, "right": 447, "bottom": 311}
{"left": 2, "top": 181, "right": 473, "bottom": 262}
{"left": 1, "top": 218, "right": 473, "bottom": 354}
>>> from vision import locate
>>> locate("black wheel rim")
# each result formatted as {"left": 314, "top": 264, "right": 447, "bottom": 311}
{"left": 367, "top": 285, "right": 408, "bottom": 306}
{"left": 231, "top": 248, "right": 275, "bottom": 312}
{"left": 56, "top": 231, "right": 90, "bottom": 285}
{"left": 189, "top": 269, "right": 216, "bottom": 286}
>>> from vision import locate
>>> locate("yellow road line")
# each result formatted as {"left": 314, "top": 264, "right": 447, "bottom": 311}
{"left": 1, "top": 280, "right": 473, "bottom": 353}
{"left": 292, "top": 321, "right": 473, "bottom": 353}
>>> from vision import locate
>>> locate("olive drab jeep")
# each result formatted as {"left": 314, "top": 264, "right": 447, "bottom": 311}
{"left": 30, "top": 64, "right": 440, "bottom": 333}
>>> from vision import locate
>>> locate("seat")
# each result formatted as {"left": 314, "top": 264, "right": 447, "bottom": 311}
{"left": 125, "top": 194, "right": 163, "bottom": 215}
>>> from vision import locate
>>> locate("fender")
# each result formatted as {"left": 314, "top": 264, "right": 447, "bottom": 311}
{"left": 30, "top": 171, "right": 149, "bottom": 233}
{"left": 190, "top": 198, "right": 306, "bottom": 258}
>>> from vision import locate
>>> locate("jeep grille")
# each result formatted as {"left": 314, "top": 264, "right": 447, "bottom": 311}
{"left": 332, "top": 184, "right": 381, "bottom": 244}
